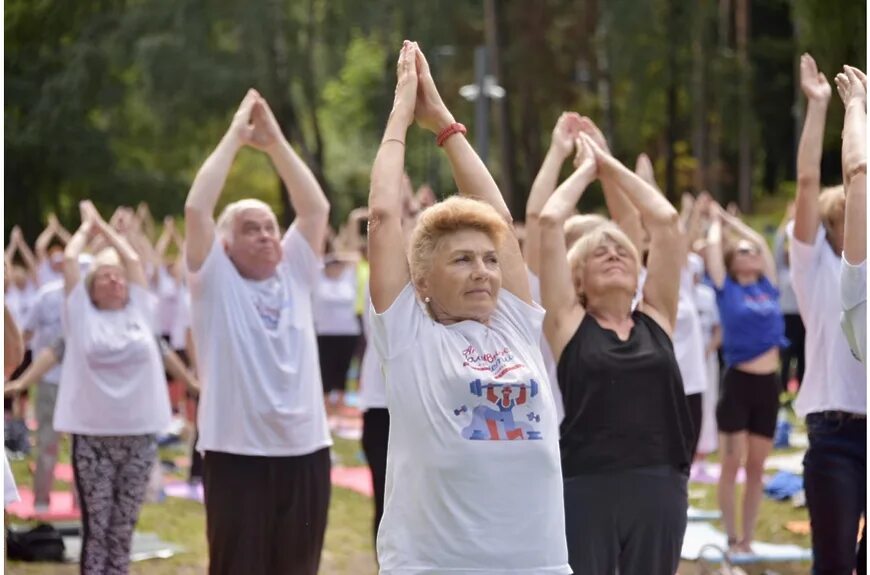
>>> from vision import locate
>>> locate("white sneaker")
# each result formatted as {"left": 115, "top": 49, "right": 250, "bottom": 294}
{"left": 33, "top": 503, "right": 51, "bottom": 514}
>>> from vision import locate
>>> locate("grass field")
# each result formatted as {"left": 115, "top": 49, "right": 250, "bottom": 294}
{"left": 6, "top": 427, "right": 814, "bottom": 575}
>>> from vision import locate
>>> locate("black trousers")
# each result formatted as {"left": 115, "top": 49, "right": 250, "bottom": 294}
{"left": 564, "top": 466, "right": 688, "bottom": 575}
{"left": 203, "top": 448, "right": 331, "bottom": 575}
{"left": 361, "top": 408, "right": 390, "bottom": 548}
{"left": 686, "top": 392, "right": 703, "bottom": 459}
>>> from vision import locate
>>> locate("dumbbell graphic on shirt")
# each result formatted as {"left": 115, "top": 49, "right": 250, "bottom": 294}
{"left": 456, "top": 379, "right": 543, "bottom": 441}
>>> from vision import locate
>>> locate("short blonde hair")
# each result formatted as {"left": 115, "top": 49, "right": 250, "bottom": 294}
{"left": 216, "top": 199, "right": 278, "bottom": 244}
{"left": 819, "top": 185, "right": 846, "bottom": 232}
{"left": 85, "top": 248, "right": 122, "bottom": 292}
{"left": 564, "top": 214, "right": 608, "bottom": 248}
{"left": 409, "top": 196, "right": 510, "bottom": 285}
{"left": 567, "top": 222, "right": 640, "bottom": 288}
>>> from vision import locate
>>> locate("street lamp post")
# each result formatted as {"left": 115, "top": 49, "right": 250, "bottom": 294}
{"left": 459, "top": 45, "right": 505, "bottom": 165}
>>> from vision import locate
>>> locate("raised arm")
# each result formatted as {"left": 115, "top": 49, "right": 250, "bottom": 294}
{"left": 34, "top": 218, "right": 57, "bottom": 264}
{"left": 46, "top": 213, "right": 72, "bottom": 245}
{"left": 524, "top": 112, "right": 581, "bottom": 276}
{"left": 13, "top": 229, "right": 39, "bottom": 282}
{"left": 5, "top": 345, "right": 60, "bottom": 396}
{"left": 538, "top": 137, "right": 598, "bottom": 359}
{"left": 83, "top": 202, "right": 148, "bottom": 288}
{"left": 185, "top": 90, "right": 260, "bottom": 272}
{"left": 794, "top": 53, "right": 832, "bottom": 244}
{"left": 64, "top": 204, "right": 95, "bottom": 295}
{"left": 705, "top": 208, "right": 727, "bottom": 289}
{"left": 580, "top": 118, "right": 645, "bottom": 253}
{"left": 155, "top": 217, "right": 175, "bottom": 265}
{"left": 836, "top": 65, "right": 867, "bottom": 265}
{"left": 368, "top": 41, "right": 417, "bottom": 312}
{"left": 414, "top": 44, "right": 531, "bottom": 303}
{"left": 254, "top": 97, "right": 330, "bottom": 255}
{"left": 719, "top": 206, "right": 777, "bottom": 284}
{"left": 590, "top": 136, "right": 682, "bottom": 330}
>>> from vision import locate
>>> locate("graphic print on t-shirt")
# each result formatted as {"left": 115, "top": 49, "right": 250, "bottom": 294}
{"left": 453, "top": 344, "right": 543, "bottom": 440}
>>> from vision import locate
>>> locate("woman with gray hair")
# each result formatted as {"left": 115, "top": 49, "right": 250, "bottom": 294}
{"left": 539, "top": 134, "right": 692, "bottom": 575}
{"left": 57, "top": 200, "right": 170, "bottom": 575}
{"left": 368, "top": 41, "right": 569, "bottom": 573}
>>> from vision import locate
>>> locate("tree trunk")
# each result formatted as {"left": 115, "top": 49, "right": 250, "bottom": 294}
{"left": 736, "top": 0, "right": 751, "bottom": 213}
{"left": 484, "top": 0, "right": 517, "bottom": 217}
{"left": 665, "top": 0, "right": 680, "bottom": 201}
{"left": 709, "top": 0, "right": 731, "bottom": 202}
{"left": 691, "top": 0, "right": 708, "bottom": 192}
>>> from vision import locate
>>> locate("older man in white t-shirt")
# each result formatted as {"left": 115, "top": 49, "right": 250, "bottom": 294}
{"left": 185, "top": 89, "right": 331, "bottom": 575}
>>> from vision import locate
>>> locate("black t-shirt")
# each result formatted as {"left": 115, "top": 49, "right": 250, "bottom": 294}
{"left": 557, "top": 311, "right": 693, "bottom": 477}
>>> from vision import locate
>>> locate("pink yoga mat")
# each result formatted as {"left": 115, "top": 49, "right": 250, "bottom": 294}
{"left": 6, "top": 488, "right": 80, "bottom": 521}
{"left": 28, "top": 461, "right": 75, "bottom": 483}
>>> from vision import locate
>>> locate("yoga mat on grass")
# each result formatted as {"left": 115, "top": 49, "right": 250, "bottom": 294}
{"left": 6, "top": 488, "right": 79, "bottom": 521}
{"left": 681, "top": 522, "right": 812, "bottom": 564}
{"left": 63, "top": 532, "right": 184, "bottom": 563}
{"left": 687, "top": 507, "right": 721, "bottom": 522}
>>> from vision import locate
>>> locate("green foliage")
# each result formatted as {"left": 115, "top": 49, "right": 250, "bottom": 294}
{"left": 4, "top": 0, "right": 865, "bottom": 240}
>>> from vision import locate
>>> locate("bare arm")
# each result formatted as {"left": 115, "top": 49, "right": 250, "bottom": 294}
{"left": 794, "top": 53, "right": 832, "bottom": 245}
{"left": 34, "top": 220, "right": 56, "bottom": 264}
{"left": 4, "top": 346, "right": 59, "bottom": 395}
{"left": 185, "top": 90, "right": 260, "bottom": 272}
{"left": 85, "top": 203, "right": 147, "bottom": 288}
{"left": 538, "top": 139, "right": 598, "bottom": 359}
{"left": 368, "top": 42, "right": 416, "bottom": 312}
{"left": 578, "top": 118, "right": 645, "bottom": 253}
{"left": 705, "top": 211, "right": 727, "bottom": 289}
{"left": 256, "top": 99, "right": 330, "bottom": 255}
{"left": 415, "top": 45, "right": 530, "bottom": 303}
{"left": 525, "top": 112, "right": 581, "bottom": 276}
{"left": 154, "top": 218, "right": 174, "bottom": 265}
{"left": 14, "top": 232, "right": 39, "bottom": 282}
{"left": 161, "top": 343, "right": 200, "bottom": 395}
{"left": 64, "top": 210, "right": 94, "bottom": 295}
{"left": 4, "top": 306, "right": 24, "bottom": 379}
{"left": 836, "top": 66, "right": 867, "bottom": 264}
{"left": 591, "top": 137, "right": 682, "bottom": 331}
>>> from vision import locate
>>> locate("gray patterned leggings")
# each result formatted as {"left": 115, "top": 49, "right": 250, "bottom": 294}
{"left": 72, "top": 434, "right": 157, "bottom": 575}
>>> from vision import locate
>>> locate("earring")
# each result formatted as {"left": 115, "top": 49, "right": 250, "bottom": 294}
{"left": 424, "top": 296, "right": 431, "bottom": 303}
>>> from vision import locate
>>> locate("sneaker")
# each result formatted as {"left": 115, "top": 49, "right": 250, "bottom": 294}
{"left": 33, "top": 503, "right": 51, "bottom": 515}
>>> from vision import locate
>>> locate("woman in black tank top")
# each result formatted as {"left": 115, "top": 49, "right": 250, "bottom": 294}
{"left": 537, "top": 133, "right": 692, "bottom": 575}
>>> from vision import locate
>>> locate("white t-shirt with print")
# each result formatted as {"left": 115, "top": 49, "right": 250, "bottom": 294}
{"left": 673, "top": 258, "right": 708, "bottom": 395}
{"left": 358, "top": 288, "right": 386, "bottom": 411}
{"left": 312, "top": 265, "right": 361, "bottom": 336}
{"left": 22, "top": 280, "right": 65, "bottom": 384}
{"left": 789, "top": 225, "right": 866, "bottom": 416}
{"left": 54, "top": 282, "right": 171, "bottom": 435}
{"left": 189, "top": 227, "right": 332, "bottom": 457}
{"left": 370, "top": 283, "right": 570, "bottom": 574}
{"left": 840, "top": 257, "right": 866, "bottom": 365}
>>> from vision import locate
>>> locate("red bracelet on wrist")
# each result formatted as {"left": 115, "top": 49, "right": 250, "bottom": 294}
{"left": 436, "top": 122, "right": 467, "bottom": 147}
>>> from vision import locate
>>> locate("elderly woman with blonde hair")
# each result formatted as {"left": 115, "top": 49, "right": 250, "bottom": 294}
{"left": 57, "top": 200, "right": 170, "bottom": 575}
{"left": 367, "top": 40, "right": 569, "bottom": 573}
{"left": 538, "top": 134, "right": 693, "bottom": 575}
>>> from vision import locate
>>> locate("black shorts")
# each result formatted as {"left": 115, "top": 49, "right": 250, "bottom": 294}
{"left": 716, "top": 368, "right": 780, "bottom": 438}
